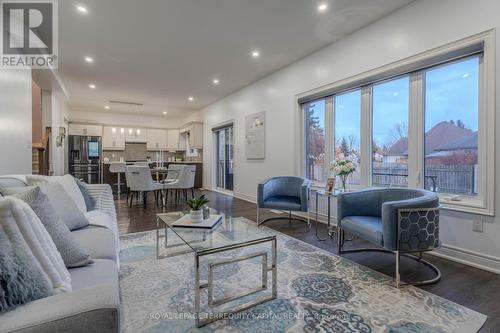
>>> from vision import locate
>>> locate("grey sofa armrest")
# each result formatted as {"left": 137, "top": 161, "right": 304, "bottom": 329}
{"left": 85, "top": 184, "right": 116, "bottom": 218}
{"left": 0, "top": 285, "right": 120, "bottom": 333}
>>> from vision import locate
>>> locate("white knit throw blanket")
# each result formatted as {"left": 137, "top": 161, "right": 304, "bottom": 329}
{"left": 0, "top": 197, "right": 71, "bottom": 295}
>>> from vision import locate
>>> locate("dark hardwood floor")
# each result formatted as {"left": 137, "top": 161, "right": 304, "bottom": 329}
{"left": 116, "top": 189, "right": 500, "bottom": 332}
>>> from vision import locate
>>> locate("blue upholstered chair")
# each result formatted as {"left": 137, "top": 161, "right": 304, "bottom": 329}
{"left": 257, "top": 176, "right": 311, "bottom": 227}
{"left": 337, "top": 188, "right": 440, "bottom": 287}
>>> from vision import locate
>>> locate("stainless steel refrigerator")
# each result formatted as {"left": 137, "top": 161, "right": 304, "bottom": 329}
{"left": 68, "top": 135, "right": 102, "bottom": 184}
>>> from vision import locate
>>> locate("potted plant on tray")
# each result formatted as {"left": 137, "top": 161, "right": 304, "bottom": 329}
{"left": 186, "top": 194, "right": 210, "bottom": 223}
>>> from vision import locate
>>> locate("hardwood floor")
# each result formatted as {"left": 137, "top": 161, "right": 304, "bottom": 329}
{"left": 116, "top": 189, "right": 500, "bottom": 332}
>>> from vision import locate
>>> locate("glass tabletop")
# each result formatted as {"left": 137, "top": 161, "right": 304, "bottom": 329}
{"left": 156, "top": 208, "right": 275, "bottom": 254}
{"left": 311, "top": 188, "right": 348, "bottom": 197}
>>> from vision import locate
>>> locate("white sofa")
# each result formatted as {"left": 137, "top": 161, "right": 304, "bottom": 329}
{"left": 0, "top": 175, "right": 121, "bottom": 333}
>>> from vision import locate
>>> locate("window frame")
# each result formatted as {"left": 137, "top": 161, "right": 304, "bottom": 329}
{"left": 297, "top": 30, "right": 495, "bottom": 216}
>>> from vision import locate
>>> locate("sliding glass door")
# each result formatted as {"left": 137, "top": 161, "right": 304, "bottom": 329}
{"left": 214, "top": 125, "right": 234, "bottom": 191}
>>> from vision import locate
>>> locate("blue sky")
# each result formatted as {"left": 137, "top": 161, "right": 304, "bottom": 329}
{"left": 308, "top": 56, "right": 479, "bottom": 147}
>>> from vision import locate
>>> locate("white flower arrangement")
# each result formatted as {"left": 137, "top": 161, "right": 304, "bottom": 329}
{"left": 330, "top": 158, "right": 357, "bottom": 190}
{"left": 330, "top": 159, "right": 356, "bottom": 177}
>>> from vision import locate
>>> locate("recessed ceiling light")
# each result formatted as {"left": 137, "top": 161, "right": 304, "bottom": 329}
{"left": 251, "top": 50, "right": 260, "bottom": 58}
{"left": 462, "top": 73, "right": 470, "bottom": 78}
{"left": 392, "top": 92, "right": 399, "bottom": 97}
{"left": 76, "top": 5, "right": 88, "bottom": 14}
{"left": 104, "top": 105, "right": 110, "bottom": 110}
{"left": 188, "top": 96, "right": 194, "bottom": 101}
{"left": 89, "top": 84, "right": 96, "bottom": 89}
{"left": 84, "top": 56, "right": 94, "bottom": 63}
{"left": 317, "top": 2, "right": 328, "bottom": 12}
{"left": 212, "top": 78, "right": 220, "bottom": 85}
{"left": 163, "top": 111, "right": 167, "bottom": 115}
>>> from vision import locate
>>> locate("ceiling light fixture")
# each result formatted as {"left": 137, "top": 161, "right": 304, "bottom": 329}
{"left": 212, "top": 78, "right": 220, "bottom": 85}
{"left": 89, "top": 84, "right": 96, "bottom": 89}
{"left": 251, "top": 50, "right": 260, "bottom": 58}
{"left": 317, "top": 2, "right": 328, "bottom": 12}
{"left": 76, "top": 5, "right": 88, "bottom": 14}
{"left": 462, "top": 73, "right": 470, "bottom": 78}
{"left": 188, "top": 96, "right": 194, "bottom": 101}
{"left": 163, "top": 111, "right": 167, "bottom": 115}
{"left": 84, "top": 56, "right": 94, "bottom": 63}
{"left": 104, "top": 105, "right": 110, "bottom": 109}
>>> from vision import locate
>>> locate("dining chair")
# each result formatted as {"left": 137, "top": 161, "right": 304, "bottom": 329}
{"left": 109, "top": 162, "right": 126, "bottom": 196}
{"left": 162, "top": 165, "right": 196, "bottom": 204}
{"left": 126, "top": 165, "right": 163, "bottom": 208}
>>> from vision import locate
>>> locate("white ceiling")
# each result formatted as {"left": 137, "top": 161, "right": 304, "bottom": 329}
{"left": 59, "top": 0, "right": 414, "bottom": 117}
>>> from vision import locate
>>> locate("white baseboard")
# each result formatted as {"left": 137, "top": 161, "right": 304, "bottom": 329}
{"left": 225, "top": 190, "right": 500, "bottom": 275}
{"left": 429, "top": 244, "right": 500, "bottom": 275}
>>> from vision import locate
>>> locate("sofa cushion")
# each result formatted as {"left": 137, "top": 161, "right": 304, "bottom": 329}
{"left": 39, "top": 182, "right": 89, "bottom": 231}
{"left": 26, "top": 174, "right": 87, "bottom": 214}
{"left": 341, "top": 216, "right": 384, "bottom": 247}
{"left": 262, "top": 196, "right": 302, "bottom": 211}
{"left": 69, "top": 259, "right": 118, "bottom": 291}
{"left": 11, "top": 187, "right": 93, "bottom": 268}
{"left": 71, "top": 226, "right": 117, "bottom": 262}
{"left": 0, "top": 177, "right": 28, "bottom": 195}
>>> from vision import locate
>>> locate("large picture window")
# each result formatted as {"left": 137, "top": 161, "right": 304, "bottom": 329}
{"left": 424, "top": 57, "right": 479, "bottom": 196}
{"left": 335, "top": 90, "right": 361, "bottom": 185}
{"left": 301, "top": 33, "right": 494, "bottom": 215}
{"left": 304, "top": 99, "right": 326, "bottom": 182}
{"left": 372, "top": 76, "right": 409, "bottom": 187}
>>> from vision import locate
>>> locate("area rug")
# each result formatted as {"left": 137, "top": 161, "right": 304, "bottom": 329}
{"left": 119, "top": 217, "right": 486, "bottom": 333}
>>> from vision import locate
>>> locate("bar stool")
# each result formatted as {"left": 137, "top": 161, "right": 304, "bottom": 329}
{"left": 109, "top": 162, "right": 127, "bottom": 196}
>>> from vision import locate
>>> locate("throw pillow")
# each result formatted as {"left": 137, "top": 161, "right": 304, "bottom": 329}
{"left": 73, "top": 177, "right": 96, "bottom": 211}
{"left": 0, "top": 186, "right": 36, "bottom": 196}
{"left": 12, "top": 187, "right": 93, "bottom": 268}
{"left": 39, "top": 182, "right": 89, "bottom": 231}
{"left": 0, "top": 197, "right": 72, "bottom": 312}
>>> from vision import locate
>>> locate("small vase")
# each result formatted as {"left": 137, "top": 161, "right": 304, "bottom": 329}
{"left": 190, "top": 210, "right": 204, "bottom": 223}
{"left": 340, "top": 176, "right": 347, "bottom": 192}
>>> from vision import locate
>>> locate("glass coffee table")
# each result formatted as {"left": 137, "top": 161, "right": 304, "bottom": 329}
{"left": 156, "top": 209, "right": 277, "bottom": 327}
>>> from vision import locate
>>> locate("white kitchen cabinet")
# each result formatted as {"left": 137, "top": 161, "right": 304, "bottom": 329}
{"left": 179, "top": 122, "right": 203, "bottom": 149}
{"left": 69, "top": 124, "right": 102, "bottom": 137}
{"left": 147, "top": 129, "right": 167, "bottom": 150}
{"left": 125, "top": 128, "right": 147, "bottom": 142}
{"left": 166, "top": 129, "right": 181, "bottom": 150}
{"left": 102, "top": 126, "right": 125, "bottom": 150}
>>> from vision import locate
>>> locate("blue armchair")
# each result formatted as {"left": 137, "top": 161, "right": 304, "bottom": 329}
{"left": 257, "top": 176, "right": 311, "bottom": 227}
{"left": 337, "top": 188, "right": 440, "bottom": 287}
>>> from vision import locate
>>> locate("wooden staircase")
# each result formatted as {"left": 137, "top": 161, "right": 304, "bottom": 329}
{"left": 32, "top": 127, "right": 51, "bottom": 175}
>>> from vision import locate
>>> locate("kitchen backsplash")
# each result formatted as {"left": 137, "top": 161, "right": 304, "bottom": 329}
{"left": 103, "top": 143, "right": 202, "bottom": 162}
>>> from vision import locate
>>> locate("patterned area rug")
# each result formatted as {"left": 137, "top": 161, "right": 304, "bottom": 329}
{"left": 119, "top": 218, "right": 486, "bottom": 333}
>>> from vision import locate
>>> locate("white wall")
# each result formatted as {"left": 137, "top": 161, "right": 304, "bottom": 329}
{"left": 68, "top": 109, "right": 202, "bottom": 129}
{"left": 50, "top": 91, "right": 68, "bottom": 176}
{"left": 0, "top": 70, "right": 32, "bottom": 175}
{"left": 201, "top": 0, "right": 500, "bottom": 272}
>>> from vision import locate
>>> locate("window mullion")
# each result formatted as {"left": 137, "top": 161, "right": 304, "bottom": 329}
{"left": 408, "top": 72, "right": 424, "bottom": 188}
{"left": 360, "top": 86, "right": 372, "bottom": 187}
{"left": 325, "top": 96, "right": 334, "bottom": 181}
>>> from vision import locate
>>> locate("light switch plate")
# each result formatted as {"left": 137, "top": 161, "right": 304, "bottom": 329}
{"left": 473, "top": 219, "right": 483, "bottom": 232}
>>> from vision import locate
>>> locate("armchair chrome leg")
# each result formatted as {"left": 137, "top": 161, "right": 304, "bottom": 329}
{"left": 257, "top": 206, "right": 260, "bottom": 226}
{"left": 395, "top": 251, "right": 401, "bottom": 288}
{"left": 288, "top": 211, "right": 292, "bottom": 227}
{"left": 337, "top": 227, "right": 343, "bottom": 253}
